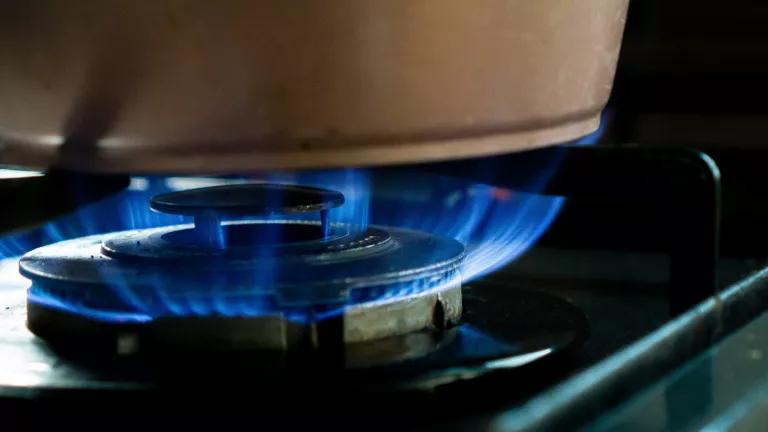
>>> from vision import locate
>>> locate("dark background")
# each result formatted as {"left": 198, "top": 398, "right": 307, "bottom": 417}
{"left": 538, "top": 0, "right": 768, "bottom": 259}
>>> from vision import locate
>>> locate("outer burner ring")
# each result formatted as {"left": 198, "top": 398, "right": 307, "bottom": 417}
{"left": 20, "top": 222, "right": 464, "bottom": 351}
{"left": 150, "top": 183, "right": 346, "bottom": 246}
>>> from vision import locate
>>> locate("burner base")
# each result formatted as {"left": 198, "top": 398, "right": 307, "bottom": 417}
{"left": 26, "top": 283, "right": 461, "bottom": 358}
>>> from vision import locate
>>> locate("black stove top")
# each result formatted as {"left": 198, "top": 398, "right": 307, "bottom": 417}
{"left": 1, "top": 140, "right": 767, "bottom": 431}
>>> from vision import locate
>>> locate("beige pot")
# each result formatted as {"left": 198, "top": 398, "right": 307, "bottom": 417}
{"left": 0, "top": 0, "right": 629, "bottom": 173}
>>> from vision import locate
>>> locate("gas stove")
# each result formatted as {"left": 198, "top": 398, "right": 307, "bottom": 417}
{"left": 3, "top": 1, "right": 768, "bottom": 430}
{"left": 0, "top": 140, "right": 764, "bottom": 431}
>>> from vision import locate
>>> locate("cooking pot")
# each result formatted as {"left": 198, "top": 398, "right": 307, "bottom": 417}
{"left": 0, "top": 0, "right": 629, "bottom": 173}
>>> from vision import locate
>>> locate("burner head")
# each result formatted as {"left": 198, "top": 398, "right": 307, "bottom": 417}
{"left": 19, "top": 183, "right": 464, "bottom": 357}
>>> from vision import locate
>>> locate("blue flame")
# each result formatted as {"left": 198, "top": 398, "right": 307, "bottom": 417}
{"left": 367, "top": 167, "right": 564, "bottom": 282}
{"left": 3, "top": 121, "right": 606, "bottom": 321}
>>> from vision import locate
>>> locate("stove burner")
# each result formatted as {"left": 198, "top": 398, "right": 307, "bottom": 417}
{"left": 20, "top": 183, "right": 465, "bottom": 354}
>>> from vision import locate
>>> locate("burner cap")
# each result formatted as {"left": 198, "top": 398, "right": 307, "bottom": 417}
{"left": 150, "top": 183, "right": 344, "bottom": 217}
{"left": 150, "top": 183, "right": 345, "bottom": 245}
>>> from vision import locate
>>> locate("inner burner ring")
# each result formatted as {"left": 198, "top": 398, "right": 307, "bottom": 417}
{"left": 102, "top": 221, "right": 392, "bottom": 261}
{"left": 163, "top": 221, "right": 330, "bottom": 247}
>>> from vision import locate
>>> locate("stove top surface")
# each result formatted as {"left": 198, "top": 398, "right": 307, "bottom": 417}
{"left": 0, "top": 143, "right": 766, "bottom": 430}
